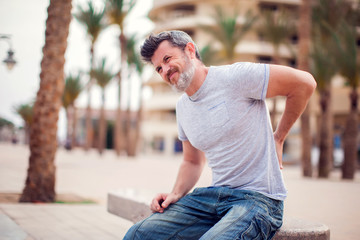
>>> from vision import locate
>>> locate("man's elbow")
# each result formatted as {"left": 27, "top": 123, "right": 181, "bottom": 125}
{"left": 304, "top": 72, "right": 317, "bottom": 97}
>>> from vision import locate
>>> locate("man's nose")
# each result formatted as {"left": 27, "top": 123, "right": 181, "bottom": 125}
{"left": 162, "top": 65, "right": 170, "bottom": 80}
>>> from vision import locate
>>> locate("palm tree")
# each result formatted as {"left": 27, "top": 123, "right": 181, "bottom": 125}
{"left": 91, "top": 58, "right": 115, "bottom": 154}
{"left": 310, "top": 36, "right": 337, "bottom": 178}
{"left": 14, "top": 103, "right": 33, "bottom": 144}
{"left": 333, "top": 19, "right": 359, "bottom": 179}
{"left": 298, "top": 0, "right": 313, "bottom": 177}
{"left": 201, "top": 6, "right": 257, "bottom": 63}
{"left": 200, "top": 44, "right": 219, "bottom": 66}
{"left": 125, "top": 34, "right": 144, "bottom": 156}
{"left": 312, "top": 0, "right": 359, "bottom": 179}
{"left": 74, "top": 1, "right": 106, "bottom": 151}
{"left": 20, "top": 0, "right": 72, "bottom": 202}
{"left": 257, "top": 8, "right": 296, "bottom": 129}
{"left": 62, "top": 73, "right": 83, "bottom": 150}
{"left": 106, "top": 0, "right": 136, "bottom": 156}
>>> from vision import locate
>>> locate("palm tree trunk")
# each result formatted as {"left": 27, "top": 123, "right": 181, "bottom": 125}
{"left": 342, "top": 89, "right": 358, "bottom": 179}
{"left": 134, "top": 81, "right": 144, "bottom": 154}
{"left": 114, "top": 33, "right": 127, "bottom": 156}
{"left": 271, "top": 48, "right": 281, "bottom": 131}
{"left": 85, "top": 46, "right": 95, "bottom": 151}
{"left": 318, "top": 89, "right": 333, "bottom": 178}
{"left": 71, "top": 105, "right": 77, "bottom": 147}
{"left": 98, "top": 90, "right": 106, "bottom": 154}
{"left": 65, "top": 107, "right": 72, "bottom": 150}
{"left": 126, "top": 67, "right": 137, "bottom": 156}
{"left": 20, "top": 0, "right": 72, "bottom": 202}
{"left": 298, "top": 0, "right": 313, "bottom": 177}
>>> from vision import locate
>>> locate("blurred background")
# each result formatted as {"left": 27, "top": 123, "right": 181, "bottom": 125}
{"left": 0, "top": 0, "right": 359, "bottom": 179}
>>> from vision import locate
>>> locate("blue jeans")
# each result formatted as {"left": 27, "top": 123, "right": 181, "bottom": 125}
{"left": 123, "top": 187, "right": 283, "bottom": 240}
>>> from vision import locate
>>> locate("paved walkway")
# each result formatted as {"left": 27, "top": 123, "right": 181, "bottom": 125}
{"left": 0, "top": 143, "right": 360, "bottom": 240}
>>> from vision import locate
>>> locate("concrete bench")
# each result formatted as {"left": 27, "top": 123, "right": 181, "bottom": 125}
{"left": 108, "top": 191, "right": 330, "bottom": 240}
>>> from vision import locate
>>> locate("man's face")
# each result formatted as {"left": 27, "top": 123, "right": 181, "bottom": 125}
{"left": 151, "top": 41, "right": 195, "bottom": 92}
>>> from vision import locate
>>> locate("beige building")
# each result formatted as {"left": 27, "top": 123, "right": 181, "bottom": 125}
{"left": 142, "top": 0, "right": 300, "bottom": 158}
{"left": 141, "top": 0, "right": 360, "bottom": 164}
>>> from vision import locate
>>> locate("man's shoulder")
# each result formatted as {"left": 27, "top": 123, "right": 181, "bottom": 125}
{"left": 176, "top": 93, "right": 188, "bottom": 107}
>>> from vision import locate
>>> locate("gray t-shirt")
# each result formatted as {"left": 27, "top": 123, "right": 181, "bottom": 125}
{"left": 176, "top": 62, "right": 287, "bottom": 201}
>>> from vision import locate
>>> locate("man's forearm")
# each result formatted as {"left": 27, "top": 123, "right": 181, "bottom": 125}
{"left": 274, "top": 76, "right": 316, "bottom": 142}
{"left": 171, "top": 159, "right": 205, "bottom": 198}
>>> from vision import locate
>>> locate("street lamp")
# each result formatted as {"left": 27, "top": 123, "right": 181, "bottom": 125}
{"left": 0, "top": 34, "right": 17, "bottom": 70}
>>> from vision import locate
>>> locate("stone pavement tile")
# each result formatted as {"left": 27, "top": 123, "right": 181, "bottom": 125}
{"left": 0, "top": 212, "right": 28, "bottom": 240}
{"left": 0, "top": 204, "right": 133, "bottom": 240}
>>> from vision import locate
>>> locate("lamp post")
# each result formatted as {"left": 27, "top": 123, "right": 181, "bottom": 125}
{"left": 0, "top": 34, "right": 17, "bottom": 70}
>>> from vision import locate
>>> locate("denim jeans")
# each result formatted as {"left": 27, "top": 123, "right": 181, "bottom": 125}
{"left": 123, "top": 186, "right": 283, "bottom": 240}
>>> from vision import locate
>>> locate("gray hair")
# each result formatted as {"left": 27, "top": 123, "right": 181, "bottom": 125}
{"left": 140, "top": 30, "right": 201, "bottom": 63}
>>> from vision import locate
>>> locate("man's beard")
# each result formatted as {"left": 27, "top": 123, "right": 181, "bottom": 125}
{"left": 171, "top": 57, "right": 195, "bottom": 92}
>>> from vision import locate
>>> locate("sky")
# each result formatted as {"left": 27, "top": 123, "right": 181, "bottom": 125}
{"left": 0, "top": 0, "right": 154, "bottom": 139}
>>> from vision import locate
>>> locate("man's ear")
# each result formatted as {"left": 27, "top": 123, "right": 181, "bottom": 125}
{"left": 185, "top": 42, "right": 196, "bottom": 59}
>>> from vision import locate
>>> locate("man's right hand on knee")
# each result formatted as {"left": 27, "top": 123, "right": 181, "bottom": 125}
{"left": 151, "top": 192, "right": 181, "bottom": 213}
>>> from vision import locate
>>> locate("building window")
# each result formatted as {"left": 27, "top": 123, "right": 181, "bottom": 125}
{"left": 171, "top": 4, "right": 196, "bottom": 19}
{"left": 173, "top": 4, "right": 195, "bottom": 12}
{"left": 290, "top": 34, "right": 298, "bottom": 44}
{"left": 257, "top": 55, "right": 272, "bottom": 63}
{"left": 288, "top": 59, "right": 296, "bottom": 68}
{"left": 259, "top": 3, "right": 278, "bottom": 12}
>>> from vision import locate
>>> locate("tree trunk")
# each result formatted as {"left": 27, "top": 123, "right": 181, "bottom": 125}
{"left": 114, "top": 33, "right": 127, "bottom": 156}
{"left": 342, "top": 89, "right": 358, "bottom": 179}
{"left": 71, "top": 106, "right": 77, "bottom": 147}
{"left": 98, "top": 90, "right": 106, "bottom": 154}
{"left": 20, "top": 0, "right": 72, "bottom": 202}
{"left": 271, "top": 47, "right": 281, "bottom": 131}
{"left": 318, "top": 89, "right": 333, "bottom": 178}
{"left": 127, "top": 67, "right": 137, "bottom": 157}
{"left": 85, "top": 46, "right": 95, "bottom": 151}
{"left": 298, "top": 0, "right": 313, "bottom": 177}
{"left": 65, "top": 107, "right": 72, "bottom": 150}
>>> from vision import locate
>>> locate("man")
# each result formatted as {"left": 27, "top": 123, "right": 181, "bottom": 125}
{"left": 124, "top": 31, "right": 316, "bottom": 240}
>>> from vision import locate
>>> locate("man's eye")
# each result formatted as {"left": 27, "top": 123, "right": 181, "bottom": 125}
{"left": 165, "top": 57, "right": 170, "bottom": 62}
{"left": 157, "top": 67, "right": 162, "bottom": 73}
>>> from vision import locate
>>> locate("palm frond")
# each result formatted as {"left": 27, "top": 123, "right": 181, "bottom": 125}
{"left": 257, "top": 9, "right": 295, "bottom": 48}
{"left": 63, "top": 73, "right": 83, "bottom": 108}
{"left": 91, "top": 58, "right": 115, "bottom": 89}
{"left": 74, "top": 1, "right": 107, "bottom": 44}
{"left": 126, "top": 34, "right": 144, "bottom": 73}
{"left": 106, "top": 0, "right": 136, "bottom": 29}
{"left": 200, "top": 6, "right": 257, "bottom": 62}
{"left": 14, "top": 103, "right": 34, "bottom": 126}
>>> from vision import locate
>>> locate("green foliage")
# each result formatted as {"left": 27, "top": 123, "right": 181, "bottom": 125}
{"left": 106, "top": 0, "right": 136, "bottom": 30}
{"left": 74, "top": 1, "right": 107, "bottom": 45}
{"left": 126, "top": 35, "right": 144, "bottom": 74}
{"left": 332, "top": 19, "right": 359, "bottom": 89}
{"left": 0, "top": 117, "right": 14, "bottom": 129}
{"left": 201, "top": 6, "right": 257, "bottom": 62}
{"left": 257, "top": 8, "right": 296, "bottom": 62}
{"left": 312, "top": 0, "right": 360, "bottom": 89}
{"left": 310, "top": 35, "right": 337, "bottom": 91}
{"left": 14, "top": 103, "right": 33, "bottom": 127}
{"left": 63, "top": 73, "right": 83, "bottom": 109}
{"left": 91, "top": 58, "right": 115, "bottom": 89}
{"left": 200, "top": 44, "right": 218, "bottom": 66}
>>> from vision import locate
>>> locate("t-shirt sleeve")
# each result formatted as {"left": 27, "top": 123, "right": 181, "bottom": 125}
{"left": 228, "top": 62, "right": 269, "bottom": 100}
{"left": 176, "top": 101, "right": 188, "bottom": 141}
